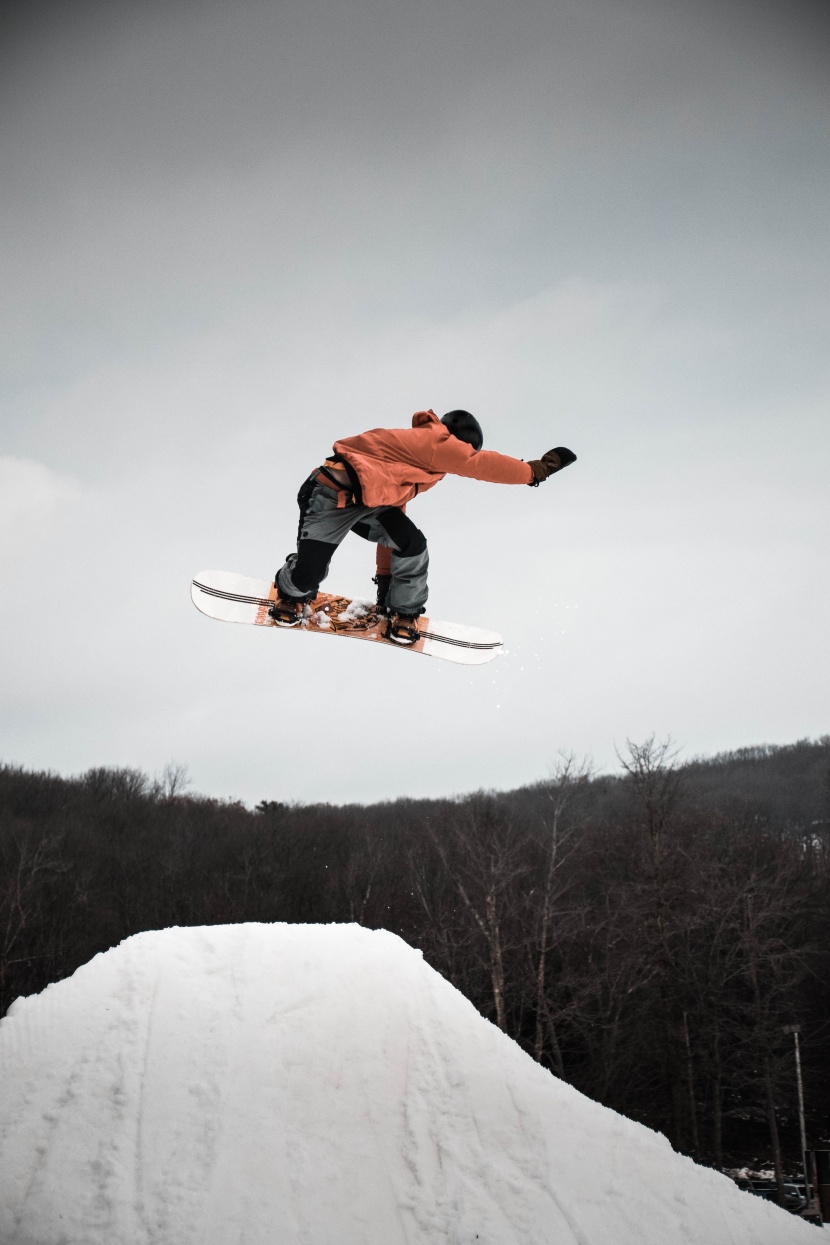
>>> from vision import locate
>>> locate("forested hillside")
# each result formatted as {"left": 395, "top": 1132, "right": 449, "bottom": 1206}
{"left": 2, "top": 736, "right": 828, "bottom": 1186}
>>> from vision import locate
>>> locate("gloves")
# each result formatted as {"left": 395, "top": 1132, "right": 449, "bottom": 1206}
{"left": 528, "top": 447, "right": 577, "bottom": 485}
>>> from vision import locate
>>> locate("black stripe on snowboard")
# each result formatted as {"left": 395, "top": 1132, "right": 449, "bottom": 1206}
{"left": 193, "top": 580, "right": 271, "bottom": 607}
{"left": 421, "top": 632, "right": 501, "bottom": 651}
{"left": 192, "top": 581, "right": 502, "bottom": 651}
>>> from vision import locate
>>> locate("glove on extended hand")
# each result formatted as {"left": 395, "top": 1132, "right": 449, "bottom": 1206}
{"left": 528, "top": 446, "right": 577, "bottom": 485}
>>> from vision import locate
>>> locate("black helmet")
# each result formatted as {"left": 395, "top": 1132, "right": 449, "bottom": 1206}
{"left": 441, "top": 409, "right": 483, "bottom": 451}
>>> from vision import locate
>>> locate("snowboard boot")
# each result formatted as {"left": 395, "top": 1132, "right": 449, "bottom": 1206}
{"left": 268, "top": 582, "right": 306, "bottom": 627}
{"left": 373, "top": 573, "right": 392, "bottom": 613}
{"left": 385, "top": 612, "right": 421, "bottom": 646}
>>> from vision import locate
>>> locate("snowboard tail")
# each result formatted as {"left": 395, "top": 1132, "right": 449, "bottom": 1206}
{"left": 191, "top": 571, "right": 503, "bottom": 666}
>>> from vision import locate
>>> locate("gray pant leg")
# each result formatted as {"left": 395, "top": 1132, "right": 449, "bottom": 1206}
{"left": 357, "top": 512, "right": 429, "bottom": 616}
{"left": 387, "top": 546, "right": 429, "bottom": 615}
{"left": 277, "top": 483, "right": 360, "bottom": 599}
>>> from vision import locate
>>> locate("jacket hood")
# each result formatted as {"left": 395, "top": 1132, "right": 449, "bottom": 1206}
{"left": 411, "top": 409, "right": 441, "bottom": 428}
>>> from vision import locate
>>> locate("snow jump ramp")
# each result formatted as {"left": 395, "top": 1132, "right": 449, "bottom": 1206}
{"left": 0, "top": 923, "right": 817, "bottom": 1245}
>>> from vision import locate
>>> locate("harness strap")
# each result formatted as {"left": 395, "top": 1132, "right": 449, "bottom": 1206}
{"left": 315, "top": 464, "right": 354, "bottom": 509}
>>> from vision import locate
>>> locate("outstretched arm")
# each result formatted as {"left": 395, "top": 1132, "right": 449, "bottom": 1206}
{"left": 431, "top": 436, "right": 533, "bottom": 485}
{"left": 431, "top": 436, "right": 576, "bottom": 485}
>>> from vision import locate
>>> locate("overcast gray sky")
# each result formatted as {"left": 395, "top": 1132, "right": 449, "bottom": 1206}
{"left": 1, "top": 0, "right": 828, "bottom": 805}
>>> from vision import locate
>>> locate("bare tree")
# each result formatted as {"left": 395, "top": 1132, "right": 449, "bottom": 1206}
{"left": 0, "top": 820, "right": 66, "bottom": 1015}
{"left": 730, "top": 840, "right": 815, "bottom": 1201}
{"left": 153, "top": 762, "right": 191, "bottom": 801}
{"left": 528, "top": 753, "right": 591, "bottom": 1069}
{"left": 422, "top": 796, "right": 532, "bottom": 1031}
{"left": 617, "top": 735, "right": 684, "bottom": 863}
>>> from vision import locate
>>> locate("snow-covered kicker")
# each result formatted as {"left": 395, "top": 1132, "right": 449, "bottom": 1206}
{"left": 0, "top": 923, "right": 818, "bottom": 1245}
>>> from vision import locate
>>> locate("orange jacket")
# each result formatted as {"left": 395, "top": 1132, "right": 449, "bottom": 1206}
{"left": 332, "top": 410, "right": 532, "bottom": 509}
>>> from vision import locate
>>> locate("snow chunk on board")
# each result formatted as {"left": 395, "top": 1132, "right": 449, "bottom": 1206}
{"left": 0, "top": 924, "right": 817, "bottom": 1245}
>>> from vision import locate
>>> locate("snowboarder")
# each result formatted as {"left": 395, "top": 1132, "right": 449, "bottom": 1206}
{"left": 271, "top": 409, "right": 576, "bottom": 645}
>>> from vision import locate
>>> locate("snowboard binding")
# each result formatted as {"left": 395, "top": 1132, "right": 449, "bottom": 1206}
{"left": 268, "top": 592, "right": 305, "bottom": 627}
{"left": 385, "top": 613, "right": 421, "bottom": 646}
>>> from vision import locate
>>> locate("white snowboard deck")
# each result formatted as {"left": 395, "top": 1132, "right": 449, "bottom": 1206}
{"left": 191, "top": 570, "right": 503, "bottom": 665}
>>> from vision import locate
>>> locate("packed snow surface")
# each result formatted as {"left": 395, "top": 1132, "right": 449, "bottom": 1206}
{"left": 0, "top": 923, "right": 818, "bottom": 1245}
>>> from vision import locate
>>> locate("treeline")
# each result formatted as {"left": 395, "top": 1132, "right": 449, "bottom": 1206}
{"left": 2, "top": 736, "right": 829, "bottom": 1194}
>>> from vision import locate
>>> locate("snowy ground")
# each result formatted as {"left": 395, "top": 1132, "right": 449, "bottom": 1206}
{"left": 0, "top": 923, "right": 821, "bottom": 1244}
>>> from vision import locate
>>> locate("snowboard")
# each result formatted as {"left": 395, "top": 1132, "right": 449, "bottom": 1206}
{"left": 191, "top": 570, "right": 503, "bottom": 666}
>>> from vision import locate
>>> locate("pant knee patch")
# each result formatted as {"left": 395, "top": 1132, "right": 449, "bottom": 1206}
{"left": 378, "top": 508, "right": 427, "bottom": 557}
{"left": 293, "top": 539, "right": 337, "bottom": 593}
